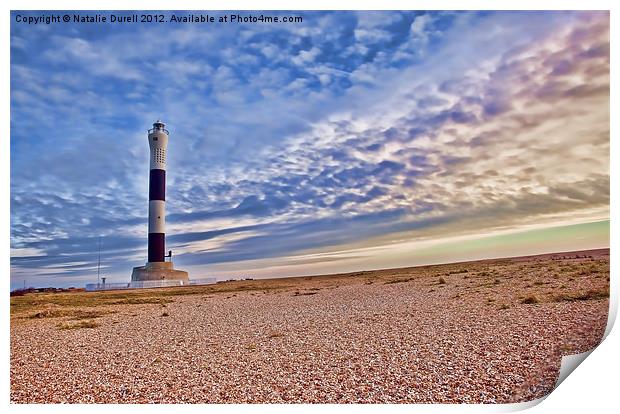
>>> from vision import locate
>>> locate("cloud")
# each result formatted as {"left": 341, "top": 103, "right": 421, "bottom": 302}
{"left": 10, "top": 247, "right": 47, "bottom": 258}
{"left": 291, "top": 47, "right": 321, "bottom": 66}
{"left": 45, "top": 36, "right": 145, "bottom": 81}
{"left": 409, "top": 13, "right": 433, "bottom": 42}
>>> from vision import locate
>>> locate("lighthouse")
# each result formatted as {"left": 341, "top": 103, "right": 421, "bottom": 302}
{"left": 131, "top": 120, "right": 189, "bottom": 283}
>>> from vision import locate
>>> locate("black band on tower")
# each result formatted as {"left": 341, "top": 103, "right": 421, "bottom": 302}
{"left": 149, "top": 169, "right": 166, "bottom": 201}
{"left": 148, "top": 233, "right": 165, "bottom": 262}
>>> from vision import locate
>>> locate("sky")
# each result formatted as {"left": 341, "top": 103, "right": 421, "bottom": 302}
{"left": 10, "top": 10, "right": 609, "bottom": 289}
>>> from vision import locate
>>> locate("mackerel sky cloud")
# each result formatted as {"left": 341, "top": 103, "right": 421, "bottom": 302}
{"left": 10, "top": 11, "right": 609, "bottom": 289}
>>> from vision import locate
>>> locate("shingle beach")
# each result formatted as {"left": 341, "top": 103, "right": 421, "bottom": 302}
{"left": 10, "top": 249, "right": 609, "bottom": 403}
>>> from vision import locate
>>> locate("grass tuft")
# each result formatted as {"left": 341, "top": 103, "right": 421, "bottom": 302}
{"left": 553, "top": 288, "right": 609, "bottom": 302}
{"left": 29, "top": 309, "right": 112, "bottom": 320}
{"left": 293, "top": 291, "right": 319, "bottom": 296}
{"left": 57, "top": 320, "right": 100, "bottom": 330}
{"left": 520, "top": 295, "right": 539, "bottom": 305}
{"left": 384, "top": 278, "right": 414, "bottom": 284}
{"left": 111, "top": 297, "right": 172, "bottom": 305}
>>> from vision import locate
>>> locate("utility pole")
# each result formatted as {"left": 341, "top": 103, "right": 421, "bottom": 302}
{"left": 97, "top": 236, "right": 102, "bottom": 286}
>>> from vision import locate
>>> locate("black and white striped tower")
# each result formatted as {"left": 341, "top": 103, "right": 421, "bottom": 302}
{"left": 131, "top": 120, "right": 189, "bottom": 283}
{"left": 148, "top": 120, "right": 168, "bottom": 263}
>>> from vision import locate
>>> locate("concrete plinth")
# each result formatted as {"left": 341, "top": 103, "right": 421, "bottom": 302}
{"left": 131, "top": 261, "right": 189, "bottom": 282}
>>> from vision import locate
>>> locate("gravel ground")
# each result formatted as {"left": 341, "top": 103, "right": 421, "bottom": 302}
{"left": 10, "top": 250, "right": 609, "bottom": 403}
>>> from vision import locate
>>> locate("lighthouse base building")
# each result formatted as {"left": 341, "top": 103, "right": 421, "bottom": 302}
{"left": 131, "top": 262, "right": 189, "bottom": 282}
